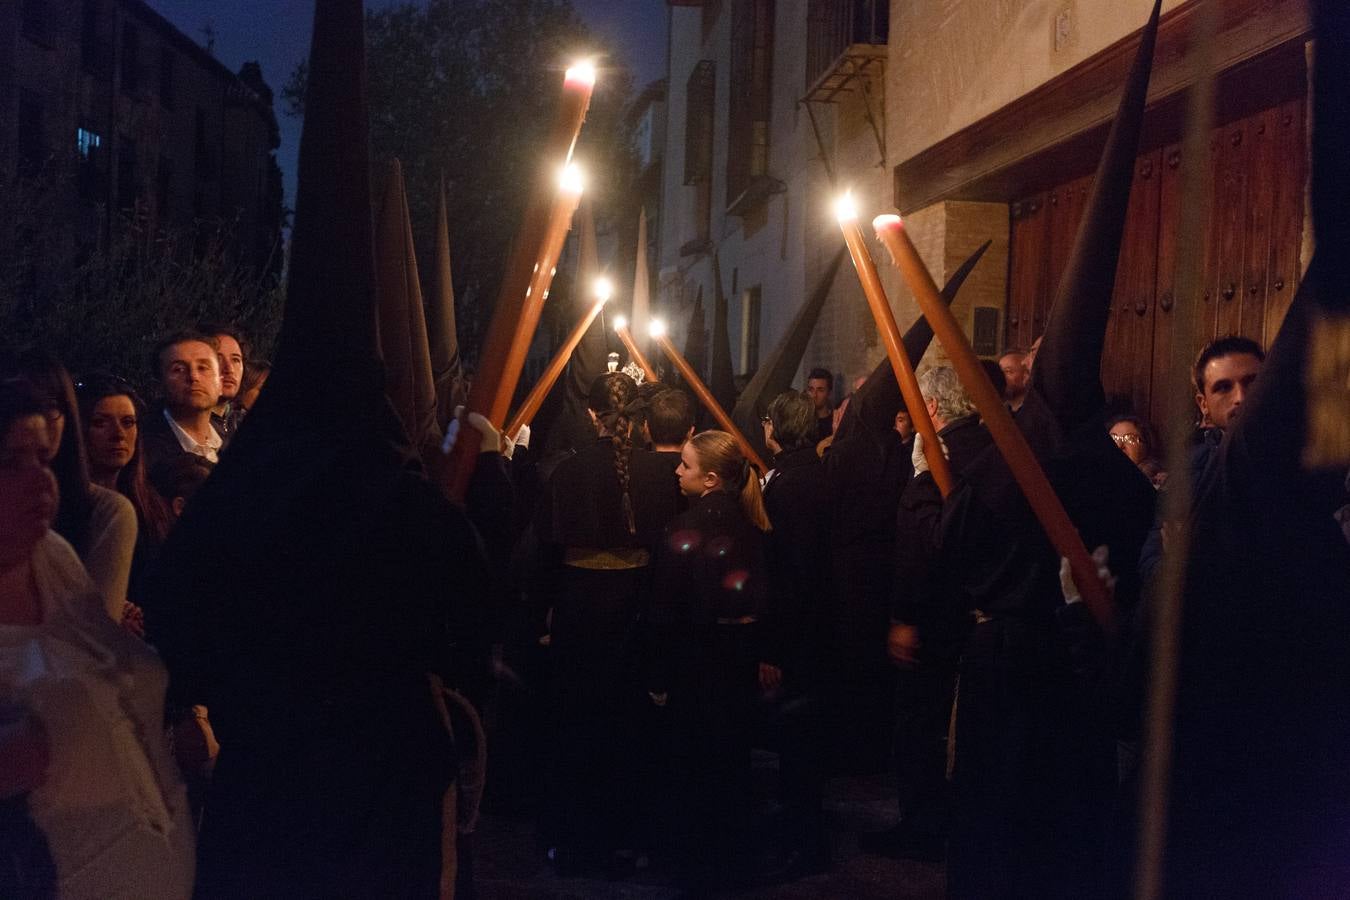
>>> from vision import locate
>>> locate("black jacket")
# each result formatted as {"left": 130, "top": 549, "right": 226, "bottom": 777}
{"left": 762, "top": 445, "right": 831, "bottom": 673}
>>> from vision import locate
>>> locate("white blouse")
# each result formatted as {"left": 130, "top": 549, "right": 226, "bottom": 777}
{"left": 0, "top": 532, "right": 194, "bottom": 899}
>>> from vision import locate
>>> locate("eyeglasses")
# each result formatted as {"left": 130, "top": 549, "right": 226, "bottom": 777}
{"left": 1110, "top": 432, "right": 1142, "bottom": 447}
{"left": 759, "top": 416, "right": 772, "bottom": 425}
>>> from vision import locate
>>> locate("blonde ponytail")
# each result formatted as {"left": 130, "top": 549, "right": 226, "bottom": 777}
{"left": 688, "top": 430, "right": 772, "bottom": 532}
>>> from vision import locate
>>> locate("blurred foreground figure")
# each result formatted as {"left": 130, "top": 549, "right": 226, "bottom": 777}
{"left": 141, "top": 2, "right": 490, "bottom": 896}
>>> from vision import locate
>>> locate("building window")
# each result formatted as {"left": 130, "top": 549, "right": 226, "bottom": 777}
{"left": 117, "top": 138, "right": 137, "bottom": 211}
{"left": 684, "top": 61, "right": 715, "bottom": 247}
{"left": 727, "top": 0, "right": 775, "bottom": 206}
{"left": 740, "top": 285, "right": 762, "bottom": 374}
{"left": 22, "top": 0, "right": 47, "bottom": 42}
{"left": 77, "top": 127, "right": 108, "bottom": 200}
{"left": 18, "top": 93, "right": 46, "bottom": 176}
{"left": 121, "top": 25, "right": 140, "bottom": 96}
{"left": 159, "top": 49, "right": 176, "bottom": 109}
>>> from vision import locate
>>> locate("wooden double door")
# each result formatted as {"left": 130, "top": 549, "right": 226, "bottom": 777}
{"left": 1006, "top": 95, "right": 1306, "bottom": 427}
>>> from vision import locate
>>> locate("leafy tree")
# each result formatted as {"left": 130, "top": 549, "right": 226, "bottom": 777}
{"left": 0, "top": 172, "right": 284, "bottom": 398}
{"left": 283, "top": 0, "right": 641, "bottom": 361}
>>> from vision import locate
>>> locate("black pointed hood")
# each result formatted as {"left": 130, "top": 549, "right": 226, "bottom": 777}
{"left": 264, "top": 0, "right": 383, "bottom": 425}
{"left": 426, "top": 174, "right": 465, "bottom": 432}
{"left": 680, "top": 285, "right": 707, "bottom": 392}
{"left": 731, "top": 248, "right": 846, "bottom": 456}
{"left": 375, "top": 159, "right": 439, "bottom": 458}
{"left": 709, "top": 250, "right": 737, "bottom": 416}
{"left": 835, "top": 240, "right": 992, "bottom": 442}
{"left": 1031, "top": 0, "right": 1161, "bottom": 428}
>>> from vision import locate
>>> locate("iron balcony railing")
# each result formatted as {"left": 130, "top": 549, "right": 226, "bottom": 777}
{"left": 805, "top": 0, "right": 889, "bottom": 91}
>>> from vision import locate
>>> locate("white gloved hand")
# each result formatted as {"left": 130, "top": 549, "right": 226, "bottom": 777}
{"left": 911, "top": 431, "right": 948, "bottom": 477}
{"left": 513, "top": 424, "right": 531, "bottom": 452}
{"left": 1059, "top": 545, "right": 1115, "bottom": 606}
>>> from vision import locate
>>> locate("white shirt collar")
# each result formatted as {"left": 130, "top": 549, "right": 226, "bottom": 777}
{"left": 163, "top": 409, "right": 222, "bottom": 463}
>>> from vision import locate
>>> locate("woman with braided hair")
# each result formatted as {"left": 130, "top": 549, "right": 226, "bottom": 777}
{"left": 531, "top": 371, "right": 684, "bottom": 874}
{"left": 647, "top": 430, "right": 772, "bottom": 888}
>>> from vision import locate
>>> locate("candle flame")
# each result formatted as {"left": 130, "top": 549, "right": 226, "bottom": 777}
{"left": 833, "top": 191, "right": 859, "bottom": 223}
{"left": 873, "top": 214, "right": 902, "bottom": 231}
{"left": 648, "top": 319, "right": 667, "bottom": 339}
{"left": 593, "top": 277, "right": 614, "bottom": 302}
{"left": 565, "top": 59, "right": 598, "bottom": 88}
{"left": 559, "top": 163, "right": 585, "bottom": 196}
{"left": 613, "top": 314, "right": 628, "bottom": 332}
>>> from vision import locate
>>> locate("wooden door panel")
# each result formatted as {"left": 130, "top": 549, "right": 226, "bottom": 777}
{"left": 1240, "top": 107, "right": 1277, "bottom": 340}
{"left": 1103, "top": 149, "right": 1163, "bottom": 416}
{"left": 1213, "top": 115, "right": 1254, "bottom": 337}
{"left": 1264, "top": 95, "right": 1306, "bottom": 345}
{"left": 1150, "top": 143, "right": 1183, "bottom": 427}
{"left": 1007, "top": 193, "right": 1048, "bottom": 351}
{"left": 1043, "top": 176, "right": 1092, "bottom": 339}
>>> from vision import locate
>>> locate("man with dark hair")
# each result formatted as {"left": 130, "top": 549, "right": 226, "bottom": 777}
{"left": 760, "top": 389, "right": 832, "bottom": 874}
{"left": 201, "top": 323, "right": 250, "bottom": 442}
{"left": 805, "top": 367, "right": 834, "bottom": 443}
{"left": 1192, "top": 334, "right": 1264, "bottom": 430}
{"left": 142, "top": 332, "right": 224, "bottom": 471}
{"left": 643, "top": 386, "right": 695, "bottom": 451}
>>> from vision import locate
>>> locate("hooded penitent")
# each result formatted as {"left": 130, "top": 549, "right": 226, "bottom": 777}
{"left": 631, "top": 207, "right": 652, "bottom": 354}
{"left": 683, "top": 284, "right": 708, "bottom": 387}
{"left": 709, "top": 250, "right": 738, "bottom": 417}
{"left": 427, "top": 174, "right": 466, "bottom": 432}
{"left": 376, "top": 158, "right": 441, "bottom": 461}
{"left": 831, "top": 240, "right": 991, "bottom": 445}
{"left": 1166, "top": 0, "right": 1350, "bottom": 890}
{"left": 141, "top": 1, "right": 489, "bottom": 894}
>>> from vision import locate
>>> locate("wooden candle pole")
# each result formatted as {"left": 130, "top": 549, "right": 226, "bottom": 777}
{"left": 652, "top": 326, "right": 770, "bottom": 474}
{"left": 441, "top": 62, "right": 595, "bottom": 502}
{"left": 835, "top": 194, "right": 954, "bottom": 496}
{"left": 613, "top": 317, "right": 660, "bottom": 383}
{"left": 874, "top": 214, "right": 1115, "bottom": 629}
{"left": 491, "top": 164, "right": 585, "bottom": 428}
{"left": 505, "top": 288, "right": 610, "bottom": 437}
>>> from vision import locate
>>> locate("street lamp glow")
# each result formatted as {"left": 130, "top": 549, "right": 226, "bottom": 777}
{"left": 833, "top": 191, "right": 859, "bottom": 223}
{"left": 873, "top": 214, "right": 902, "bottom": 231}
{"left": 565, "top": 59, "right": 598, "bottom": 88}
{"left": 559, "top": 163, "right": 585, "bottom": 196}
{"left": 593, "top": 277, "right": 614, "bottom": 302}
{"left": 648, "top": 319, "right": 667, "bottom": 339}
{"left": 612, "top": 314, "right": 628, "bottom": 332}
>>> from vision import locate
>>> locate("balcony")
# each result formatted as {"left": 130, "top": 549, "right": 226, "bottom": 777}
{"left": 804, "top": 0, "right": 888, "bottom": 102}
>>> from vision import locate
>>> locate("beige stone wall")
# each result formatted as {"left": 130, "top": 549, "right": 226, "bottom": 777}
{"left": 886, "top": 0, "right": 1187, "bottom": 167}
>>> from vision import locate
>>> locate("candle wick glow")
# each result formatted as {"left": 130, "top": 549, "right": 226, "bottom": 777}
{"left": 613, "top": 315, "right": 628, "bottom": 332}
{"left": 648, "top": 319, "right": 667, "bottom": 339}
{"left": 565, "top": 60, "right": 598, "bottom": 88}
{"left": 559, "top": 164, "right": 585, "bottom": 196}
{"left": 833, "top": 191, "right": 859, "bottom": 223}
{"left": 593, "top": 277, "right": 614, "bottom": 302}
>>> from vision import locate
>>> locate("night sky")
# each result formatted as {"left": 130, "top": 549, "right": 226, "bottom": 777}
{"left": 146, "top": 0, "right": 669, "bottom": 212}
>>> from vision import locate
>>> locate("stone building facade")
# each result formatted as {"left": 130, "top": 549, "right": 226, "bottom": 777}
{"left": 1, "top": 0, "right": 282, "bottom": 276}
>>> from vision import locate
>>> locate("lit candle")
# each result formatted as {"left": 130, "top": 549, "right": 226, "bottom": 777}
{"left": 874, "top": 213, "right": 1115, "bottom": 629}
{"left": 650, "top": 320, "right": 770, "bottom": 474}
{"left": 441, "top": 61, "right": 595, "bottom": 502}
{"left": 504, "top": 277, "right": 612, "bottom": 437}
{"left": 613, "top": 315, "right": 659, "bottom": 383}
{"left": 834, "top": 192, "right": 954, "bottom": 496}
